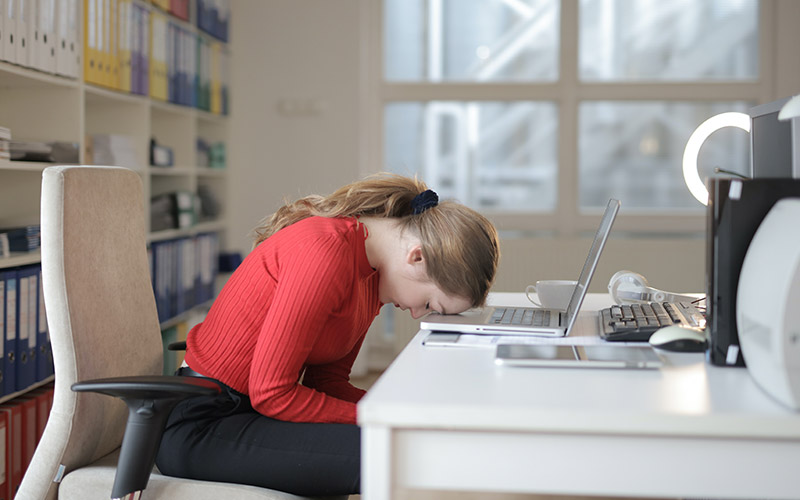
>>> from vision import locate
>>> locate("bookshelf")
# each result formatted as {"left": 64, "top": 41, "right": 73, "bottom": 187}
{"left": 1, "top": 1, "right": 231, "bottom": 394}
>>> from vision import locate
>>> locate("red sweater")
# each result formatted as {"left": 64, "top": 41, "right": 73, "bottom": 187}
{"left": 185, "top": 216, "right": 381, "bottom": 424}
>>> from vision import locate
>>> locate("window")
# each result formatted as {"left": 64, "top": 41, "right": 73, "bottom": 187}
{"left": 377, "top": 0, "right": 764, "bottom": 232}
{"left": 579, "top": 0, "right": 758, "bottom": 82}
{"left": 385, "top": 101, "right": 558, "bottom": 211}
{"left": 384, "top": 0, "right": 559, "bottom": 82}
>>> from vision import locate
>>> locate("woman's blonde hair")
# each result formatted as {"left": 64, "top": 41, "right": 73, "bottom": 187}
{"left": 252, "top": 173, "right": 500, "bottom": 307}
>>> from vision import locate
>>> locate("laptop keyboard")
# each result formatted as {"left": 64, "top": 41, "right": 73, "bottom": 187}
{"left": 600, "top": 301, "right": 705, "bottom": 341}
{"left": 491, "top": 307, "right": 552, "bottom": 326}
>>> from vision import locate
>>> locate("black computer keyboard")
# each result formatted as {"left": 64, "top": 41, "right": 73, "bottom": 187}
{"left": 599, "top": 301, "right": 705, "bottom": 342}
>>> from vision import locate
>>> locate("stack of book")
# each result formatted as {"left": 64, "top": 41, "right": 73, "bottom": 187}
{"left": 8, "top": 141, "right": 80, "bottom": 163}
{"left": 0, "top": 226, "right": 41, "bottom": 255}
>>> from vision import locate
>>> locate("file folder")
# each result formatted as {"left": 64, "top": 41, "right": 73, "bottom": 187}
{"left": 35, "top": 266, "right": 51, "bottom": 381}
{"left": 25, "top": 0, "right": 35, "bottom": 69}
{"left": 29, "top": 384, "right": 53, "bottom": 439}
{"left": 84, "top": 0, "right": 100, "bottom": 84}
{"left": 198, "top": 35, "right": 209, "bottom": 111}
{"left": 175, "top": 25, "right": 183, "bottom": 105}
{"left": 16, "top": 0, "right": 29, "bottom": 67}
{"left": 16, "top": 397, "right": 35, "bottom": 476}
{"left": 187, "top": 29, "right": 196, "bottom": 107}
{"left": 0, "top": 0, "right": 5, "bottom": 62}
{"left": 178, "top": 26, "right": 188, "bottom": 105}
{"left": 111, "top": 0, "right": 120, "bottom": 89}
{"left": 152, "top": 241, "right": 168, "bottom": 322}
{"left": 3, "top": 0, "right": 17, "bottom": 63}
{"left": 0, "top": 404, "right": 21, "bottom": 497}
{"left": 55, "top": 0, "right": 79, "bottom": 78}
{"left": 174, "top": 239, "right": 185, "bottom": 315}
{"left": 221, "top": 46, "right": 229, "bottom": 115}
{"left": 167, "top": 20, "right": 176, "bottom": 103}
{"left": 117, "top": 0, "right": 131, "bottom": 92}
{"left": 2, "top": 270, "right": 16, "bottom": 397}
{"left": 149, "top": 10, "right": 167, "bottom": 100}
{"left": 139, "top": 2, "right": 149, "bottom": 96}
{"left": 0, "top": 273, "right": 4, "bottom": 397}
{"left": 210, "top": 40, "right": 220, "bottom": 114}
{"left": 37, "top": 0, "right": 55, "bottom": 73}
{"left": 55, "top": 0, "right": 70, "bottom": 75}
{"left": 68, "top": 0, "right": 80, "bottom": 77}
{"left": 129, "top": 0, "right": 139, "bottom": 93}
{"left": 0, "top": 410, "right": 8, "bottom": 498}
{"left": 15, "top": 266, "right": 36, "bottom": 391}
{"left": 100, "top": 0, "right": 109, "bottom": 86}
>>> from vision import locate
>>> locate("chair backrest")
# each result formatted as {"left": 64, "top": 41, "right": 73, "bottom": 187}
{"left": 18, "top": 166, "right": 164, "bottom": 500}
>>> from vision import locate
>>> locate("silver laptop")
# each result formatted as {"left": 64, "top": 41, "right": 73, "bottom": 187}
{"left": 420, "top": 198, "right": 621, "bottom": 337}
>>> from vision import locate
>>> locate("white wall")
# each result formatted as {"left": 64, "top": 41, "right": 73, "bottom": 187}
{"left": 229, "top": 0, "right": 363, "bottom": 253}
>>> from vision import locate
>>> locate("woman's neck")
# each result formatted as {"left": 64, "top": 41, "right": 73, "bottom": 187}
{"left": 359, "top": 216, "right": 408, "bottom": 272}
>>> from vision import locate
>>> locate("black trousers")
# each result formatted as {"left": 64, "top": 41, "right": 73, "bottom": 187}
{"left": 155, "top": 369, "right": 361, "bottom": 497}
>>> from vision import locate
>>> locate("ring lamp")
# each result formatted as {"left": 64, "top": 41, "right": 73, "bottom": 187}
{"left": 682, "top": 112, "right": 751, "bottom": 206}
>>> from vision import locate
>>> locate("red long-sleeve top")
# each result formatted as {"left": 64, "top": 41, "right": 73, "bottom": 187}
{"left": 184, "top": 216, "right": 382, "bottom": 424}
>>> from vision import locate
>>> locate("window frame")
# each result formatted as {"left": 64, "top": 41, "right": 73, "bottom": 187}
{"left": 360, "top": 0, "right": 777, "bottom": 236}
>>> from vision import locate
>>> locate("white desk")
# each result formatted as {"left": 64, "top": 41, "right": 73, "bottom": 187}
{"left": 358, "top": 293, "right": 800, "bottom": 499}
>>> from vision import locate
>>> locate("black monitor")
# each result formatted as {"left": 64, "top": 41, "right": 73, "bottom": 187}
{"left": 749, "top": 96, "right": 800, "bottom": 179}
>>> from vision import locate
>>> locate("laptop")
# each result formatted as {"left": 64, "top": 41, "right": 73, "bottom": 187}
{"left": 420, "top": 198, "right": 621, "bottom": 337}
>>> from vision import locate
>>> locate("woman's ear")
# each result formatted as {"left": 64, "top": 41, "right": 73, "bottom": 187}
{"left": 407, "top": 245, "right": 424, "bottom": 264}
{"left": 406, "top": 245, "right": 425, "bottom": 266}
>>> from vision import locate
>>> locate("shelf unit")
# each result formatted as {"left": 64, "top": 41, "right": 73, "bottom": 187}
{"left": 1, "top": 3, "right": 231, "bottom": 393}
{"left": 0, "top": 62, "right": 230, "bottom": 267}
{"left": 0, "top": 0, "right": 232, "bottom": 235}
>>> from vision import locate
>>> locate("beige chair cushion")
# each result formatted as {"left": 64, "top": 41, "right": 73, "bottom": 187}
{"left": 59, "top": 451, "right": 314, "bottom": 500}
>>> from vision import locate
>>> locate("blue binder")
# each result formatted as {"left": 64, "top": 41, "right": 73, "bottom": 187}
{"left": 175, "top": 239, "right": 186, "bottom": 316}
{"left": 2, "top": 270, "right": 17, "bottom": 396}
{"left": 16, "top": 266, "right": 38, "bottom": 391}
{"left": 35, "top": 266, "right": 52, "bottom": 381}
{"left": 152, "top": 241, "right": 170, "bottom": 323}
{"left": 0, "top": 270, "right": 5, "bottom": 397}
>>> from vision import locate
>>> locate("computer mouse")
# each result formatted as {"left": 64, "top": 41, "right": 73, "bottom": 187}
{"left": 648, "top": 325, "right": 708, "bottom": 353}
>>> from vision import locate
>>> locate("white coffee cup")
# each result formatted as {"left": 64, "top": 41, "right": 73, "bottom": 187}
{"left": 525, "top": 280, "right": 578, "bottom": 310}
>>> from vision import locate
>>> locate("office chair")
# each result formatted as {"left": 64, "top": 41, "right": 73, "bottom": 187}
{"left": 17, "top": 166, "right": 345, "bottom": 500}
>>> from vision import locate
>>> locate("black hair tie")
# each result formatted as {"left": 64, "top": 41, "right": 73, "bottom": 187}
{"left": 411, "top": 189, "right": 439, "bottom": 215}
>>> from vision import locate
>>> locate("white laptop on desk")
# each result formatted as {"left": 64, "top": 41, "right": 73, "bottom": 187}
{"left": 420, "top": 198, "right": 621, "bottom": 337}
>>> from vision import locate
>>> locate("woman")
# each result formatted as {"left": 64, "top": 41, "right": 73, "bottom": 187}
{"left": 156, "top": 173, "right": 500, "bottom": 496}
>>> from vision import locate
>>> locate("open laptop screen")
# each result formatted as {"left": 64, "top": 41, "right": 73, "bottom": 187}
{"left": 562, "top": 199, "right": 621, "bottom": 331}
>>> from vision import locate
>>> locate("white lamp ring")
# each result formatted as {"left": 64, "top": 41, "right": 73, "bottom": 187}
{"left": 682, "top": 112, "right": 751, "bottom": 206}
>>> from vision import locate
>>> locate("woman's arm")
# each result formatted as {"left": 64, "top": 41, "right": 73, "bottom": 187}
{"left": 248, "top": 233, "right": 360, "bottom": 424}
{"left": 302, "top": 334, "right": 368, "bottom": 403}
